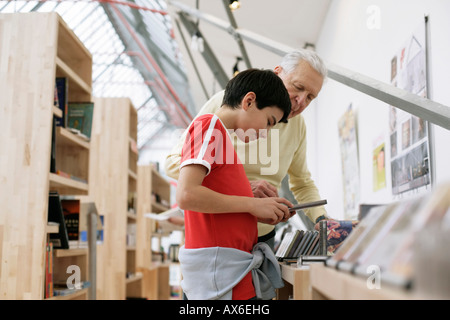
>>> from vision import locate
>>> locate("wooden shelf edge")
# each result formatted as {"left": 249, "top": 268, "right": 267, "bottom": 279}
{"left": 55, "top": 248, "right": 88, "bottom": 258}
{"left": 126, "top": 273, "right": 143, "bottom": 284}
{"left": 56, "top": 126, "right": 90, "bottom": 149}
{"left": 309, "top": 264, "right": 415, "bottom": 300}
{"left": 45, "top": 288, "right": 88, "bottom": 300}
{"left": 151, "top": 201, "right": 170, "bottom": 212}
{"left": 46, "top": 223, "right": 59, "bottom": 234}
{"left": 280, "top": 263, "right": 310, "bottom": 286}
{"left": 127, "top": 211, "right": 137, "bottom": 220}
{"left": 49, "top": 172, "right": 89, "bottom": 193}
{"left": 53, "top": 106, "right": 63, "bottom": 118}
{"left": 128, "top": 169, "right": 137, "bottom": 180}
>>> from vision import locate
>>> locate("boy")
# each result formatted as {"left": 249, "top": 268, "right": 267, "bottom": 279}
{"left": 176, "top": 69, "right": 294, "bottom": 300}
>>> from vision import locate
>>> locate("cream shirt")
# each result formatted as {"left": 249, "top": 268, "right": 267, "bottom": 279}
{"left": 165, "top": 90, "right": 326, "bottom": 237}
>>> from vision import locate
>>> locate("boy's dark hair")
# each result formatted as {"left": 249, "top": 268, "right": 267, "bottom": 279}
{"left": 221, "top": 68, "right": 291, "bottom": 123}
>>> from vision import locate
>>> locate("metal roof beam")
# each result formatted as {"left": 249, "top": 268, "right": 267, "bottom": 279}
{"left": 178, "top": 11, "right": 229, "bottom": 89}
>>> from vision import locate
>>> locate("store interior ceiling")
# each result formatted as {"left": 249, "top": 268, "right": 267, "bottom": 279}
{"left": 0, "top": 0, "right": 331, "bottom": 157}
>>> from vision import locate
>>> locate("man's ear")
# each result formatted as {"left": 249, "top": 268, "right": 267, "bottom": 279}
{"left": 273, "top": 65, "right": 283, "bottom": 75}
{"left": 242, "top": 92, "right": 256, "bottom": 111}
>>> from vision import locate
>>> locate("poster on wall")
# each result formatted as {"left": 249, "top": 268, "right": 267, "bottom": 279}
{"left": 389, "top": 23, "right": 431, "bottom": 196}
{"left": 373, "top": 142, "right": 386, "bottom": 192}
{"left": 338, "top": 104, "right": 360, "bottom": 220}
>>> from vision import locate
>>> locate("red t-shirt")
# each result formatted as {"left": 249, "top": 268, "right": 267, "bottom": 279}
{"left": 180, "top": 114, "right": 257, "bottom": 300}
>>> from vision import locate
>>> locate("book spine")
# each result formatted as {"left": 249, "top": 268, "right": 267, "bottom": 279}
{"left": 319, "top": 220, "right": 327, "bottom": 256}
{"left": 55, "top": 78, "right": 68, "bottom": 127}
{"left": 45, "top": 242, "right": 54, "bottom": 298}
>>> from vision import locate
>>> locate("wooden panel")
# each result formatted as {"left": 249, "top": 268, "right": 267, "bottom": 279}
{"left": 89, "top": 97, "right": 132, "bottom": 300}
{"left": 280, "top": 264, "right": 311, "bottom": 300}
{"left": 49, "top": 173, "right": 88, "bottom": 195}
{"left": 139, "top": 264, "right": 170, "bottom": 300}
{"left": 129, "top": 104, "right": 138, "bottom": 143}
{"left": 137, "top": 166, "right": 153, "bottom": 269}
{"left": 0, "top": 12, "right": 58, "bottom": 300}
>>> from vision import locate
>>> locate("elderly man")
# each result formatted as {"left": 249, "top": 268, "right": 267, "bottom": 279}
{"left": 165, "top": 49, "right": 328, "bottom": 249}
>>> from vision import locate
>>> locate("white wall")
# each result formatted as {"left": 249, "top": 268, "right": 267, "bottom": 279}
{"left": 312, "top": 0, "right": 450, "bottom": 219}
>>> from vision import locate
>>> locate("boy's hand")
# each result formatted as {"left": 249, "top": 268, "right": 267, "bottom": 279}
{"left": 249, "top": 197, "right": 294, "bottom": 225}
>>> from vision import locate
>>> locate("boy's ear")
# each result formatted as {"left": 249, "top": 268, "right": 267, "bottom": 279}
{"left": 242, "top": 92, "right": 256, "bottom": 111}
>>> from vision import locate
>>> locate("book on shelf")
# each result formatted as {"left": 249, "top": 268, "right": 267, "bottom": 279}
{"left": 127, "top": 223, "right": 137, "bottom": 247}
{"left": 45, "top": 242, "right": 54, "bottom": 299}
{"left": 55, "top": 77, "right": 68, "bottom": 127}
{"left": 144, "top": 207, "right": 184, "bottom": 232}
{"left": 61, "top": 199, "right": 80, "bottom": 243}
{"left": 98, "top": 215, "right": 104, "bottom": 243}
{"left": 50, "top": 116, "right": 56, "bottom": 173}
{"left": 67, "top": 102, "right": 94, "bottom": 139}
{"left": 61, "top": 199, "right": 81, "bottom": 249}
{"left": 286, "top": 230, "right": 304, "bottom": 258}
{"left": 275, "top": 230, "right": 320, "bottom": 261}
{"left": 48, "top": 192, "right": 70, "bottom": 249}
{"left": 128, "top": 191, "right": 137, "bottom": 214}
{"left": 319, "top": 219, "right": 359, "bottom": 257}
{"left": 54, "top": 85, "right": 60, "bottom": 109}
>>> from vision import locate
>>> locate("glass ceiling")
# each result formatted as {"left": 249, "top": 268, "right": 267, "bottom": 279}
{"left": 0, "top": 0, "right": 195, "bottom": 152}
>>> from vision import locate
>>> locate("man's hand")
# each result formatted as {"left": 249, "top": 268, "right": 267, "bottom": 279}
{"left": 250, "top": 180, "right": 278, "bottom": 198}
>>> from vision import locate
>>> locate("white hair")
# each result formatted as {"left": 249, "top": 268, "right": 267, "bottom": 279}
{"left": 280, "top": 49, "right": 328, "bottom": 79}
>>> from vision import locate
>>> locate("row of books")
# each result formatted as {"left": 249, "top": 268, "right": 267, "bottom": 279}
{"left": 53, "top": 281, "right": 91, "bottom": 297}
{"left": 275, "top": 219, "right": 359, "bottom": 262}
{"left": 275, "top": 230, "right": 320, "bottom": 260}
{"left": 48, "top": 191, "right": 103, "bottom": 250}
{"left": 54, "top": 77, "right": 94, "bottom": 139}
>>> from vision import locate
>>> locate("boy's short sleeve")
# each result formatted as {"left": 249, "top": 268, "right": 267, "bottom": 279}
{"left": 180, "top": 115, "right": 225, "bottom": 176}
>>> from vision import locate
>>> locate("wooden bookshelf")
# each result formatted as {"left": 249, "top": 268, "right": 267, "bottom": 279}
{"left": 88, "top": 97, "right": 139, "bottom": 300}
{"left": 0, "top": 12, "right": 92, "bottom": 300}
{"left": 136, "top": 165, "right": 172, "bottom": 299}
